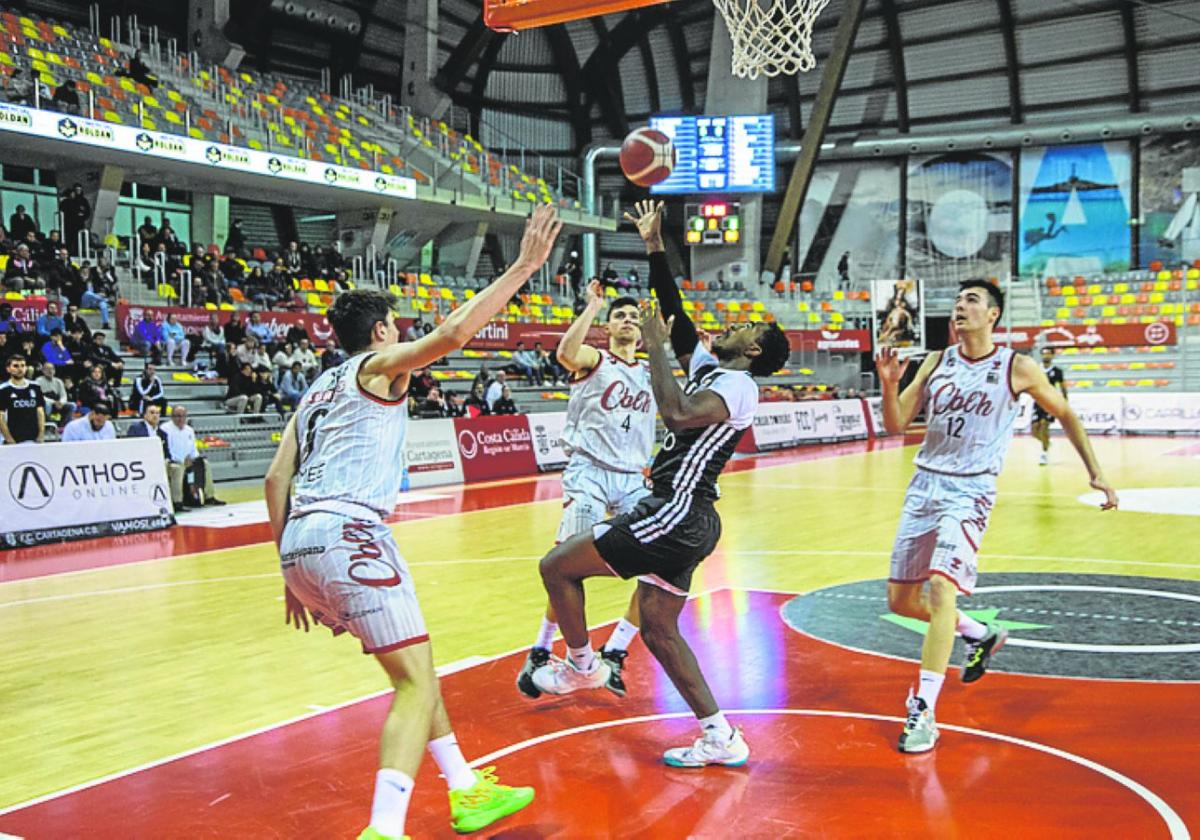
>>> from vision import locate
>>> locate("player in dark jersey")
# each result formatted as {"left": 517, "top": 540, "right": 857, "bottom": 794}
{"left": 1031, "top": 346, "right": 1067, "bottom": 465}
{"left": 530, "top": 201, "right": 791, "bottom": 769}
{"left": 0, "top": 355, "right": 45, "bottom": 444}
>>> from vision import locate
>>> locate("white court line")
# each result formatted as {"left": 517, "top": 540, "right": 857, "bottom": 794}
{"left": 466, "top": 709, "right": 1189, "bottom": 840}
{"left": 0, "top": 586, "right": 727, "bottom": 815}
{"left": 734, "top": 549, "right": 1200, "bottom": 570}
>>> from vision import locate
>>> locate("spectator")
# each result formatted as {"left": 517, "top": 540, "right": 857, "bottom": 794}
{"left": 282, "top": 241, "right": 302, "bottom": 275}
{"left": 126, "top": 403, "right": 169, "bottom": 459}
{"left": 224, "top": 218, "right": 246, "bottom": 255}
{"left": 4, "top": 69, "right": 33, "bottom": 105}
{"left": 34, "top": 361, "right": 72, "bottom": 425}
{"left": 416, "top": 385, "right": 448, "bottom": 418}
{"left": 3, "top": 243, "right": 42, "bottom": 292}
{"left": 485, "top": 370, "right": 506, "bottom": 409}
{"left": 118, "top": 50, "right": 159, "bottom": 89}
{"left": 156, "top": 225, "right": 183, "bottom": 256}
{"left": 492, "top": 384, "right": 518, "bottom": 415}
{"left": 235, "top": 335, "right": 270, "bottom": 370}
{"left": 445, "top": 390, "right": 467, "bottom": 418}
{"left": 35, "top": 302, "right": 66, "bottom": 342}
{"left": 201, "top": 313, "right": 226, "bottom": 366}
{"left": 61, "top": 401, "right": 116, "bottom": 442}
{"left": 271, "top": 341, "right": 298, "bottom": 381}
{"left": 59, "top": 183, "right": 91, "bottom": 256}
{"left": 243, "top": 265, "right": 266, "bottom": 300}
{"left": 293, "top": 337, "right": 318, "bottom": 379}
{"left": 224, "top": 362, "right": 263, "bottom": 414}
{"left": 77, "top": 363, "right": 122, "bottom": 414}
{"left": 284, "top": 321, "right": 310, "bottom": 347}
{"left": 15, "top": 335, "right": 41, "bottom": 369}
{"left": 320, "top": 337, "right": 345, "bottom": 371}
{"left": 408, "top": 367, "right": 435, "bottom": 400}
{"left": 51, "top": 80, "right": 81, "bottom": 115}
{"left": 81, "top": 256, "right": 116, "bottom": 328}
{"left": 8, "top": 204, "right": 37, "bottom": 241}
{"left": 161, "top": 313, "right": 191, "bottom": 367}
{"left": 278, "top": 361, "right": 308, "bottom": 410}
{"left": 247, "top": 311, "right": 274, "bottom": 347}
{"left": 0, "top": 355, "right": 44, "bottom": 444}
{"left": 131, "top": 310, "right": 164, "bottom": 364}
{"left": 510, "top": 341, "right": 542, "bottom": 385}
{"left": 253, "top": 366, "right": 286, "bottom": 417}
{"left": 135, "top": 241, "right": 157, "bottom": 278}
{"left": 464, "top": 380, "right": 491, "bottom": 418}
{"left": 85, "top": 331, "right": 124, "bottom": 388}
{"left": 219, "top": 248, "right": 244, "bottom": 286}
{"left": 0, "top": 304, "right": 19, "bottom": 335}
{"left": 41, "top": 330, "right": 74, "bottom": 381}
{"left": 405, "top": 317, "right": 423, "bottom": 342}
{"left": 163, "top": 406, "right": 224, "bottom": 508}
{"left": 137, "top": 215, "right": 158, "bottom": 248}
{"left": 62, "top": 303, "right": 90, "bottom": 340}
{"left": 45, "top": 246, "right": 82, "bottom": 300}
{"left": 0, "top": 333, "right": 11, "bottom": 371}
{"left": 223, "top": 310, "right": 246, "bottom": 346}
{"left": 260, "top": 262, "right": 291, "bottom": 307}
{"left": 128, "top": 363, "right": 166, "bottom": 416}
{"left": 63, "top": 323, "right": 90, "bottom": 381}
{"left": 534, "top": 341, "right": 566, "bottom": 385}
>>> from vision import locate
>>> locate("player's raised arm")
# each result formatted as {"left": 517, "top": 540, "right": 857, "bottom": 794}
{"left": 1013, "top": 354, "right": 1118, "bottom": 509}
{"left": 363, "top": 205, "right": 562, "bottom": 380}
{"left": 625, "top": 200, "right": 698, "bottom": 367}
{"left": 876, "top": 347, "right": 941, "bottom": 435}
{"left": 555, "top": 279, "right": 604, "bottom": 375}
{"left": 641, "top": 306, "right": 729, "bottom": 431}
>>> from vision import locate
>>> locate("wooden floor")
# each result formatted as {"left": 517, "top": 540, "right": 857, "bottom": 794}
{"left": 1, "top": 435, "right": 1197, "bottom": 836}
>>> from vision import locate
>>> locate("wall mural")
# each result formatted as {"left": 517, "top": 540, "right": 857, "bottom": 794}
{"left": 1140, "top": 132, "right": 1200, "bottom": 268}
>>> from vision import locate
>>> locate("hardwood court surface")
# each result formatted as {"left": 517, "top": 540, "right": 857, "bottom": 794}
{"left": 1, "top": 436, "right": 1197, "bottom": 837}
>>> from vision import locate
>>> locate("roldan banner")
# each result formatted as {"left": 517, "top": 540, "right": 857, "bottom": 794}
{"left": 0, "top": 438, "right": 174, "bottom": 549}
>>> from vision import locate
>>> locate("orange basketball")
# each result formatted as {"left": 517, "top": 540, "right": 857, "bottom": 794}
{"left": 619, "top": 127, "right": 676, "bottom": 187}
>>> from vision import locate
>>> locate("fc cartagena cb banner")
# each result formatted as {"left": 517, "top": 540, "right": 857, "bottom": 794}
{"left": 1, "top": 438, "right": 174, "bottom": 549}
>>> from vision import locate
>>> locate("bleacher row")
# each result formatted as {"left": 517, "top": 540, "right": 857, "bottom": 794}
{"left": 0, "top": 8, "right": 570, "bottom": 208}
{"left": 1042, "top": 266, "right": 1200, "bottom": 327}
{"left": 1048, "top": 344, "right": 1179, "bottom": 391}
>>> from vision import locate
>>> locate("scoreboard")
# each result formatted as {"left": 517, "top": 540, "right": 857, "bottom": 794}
{"left": 649, "top": 114, "right": 775, "bottom": 194}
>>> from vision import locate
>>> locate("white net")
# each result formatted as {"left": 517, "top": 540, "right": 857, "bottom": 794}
{"left": 712, "top": 0, "right": 832, "bottom": 79}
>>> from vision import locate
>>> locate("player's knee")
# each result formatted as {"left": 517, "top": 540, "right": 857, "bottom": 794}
{"left": 538, "top": 548, "right": 564, "bottom": 586}
{"left": 887, "top": 587, "right": 913, "bottom": 616}
{"left": 928, "top": 576, "right": 958, "bottom": 611}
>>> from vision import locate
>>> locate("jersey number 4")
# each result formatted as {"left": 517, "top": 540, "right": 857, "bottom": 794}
{"left": 621, "top": 415, "right": 632, "bottom": 433}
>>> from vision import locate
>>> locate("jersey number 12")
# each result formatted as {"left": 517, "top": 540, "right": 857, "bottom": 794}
{"left": 945, "top": 416, "right": 965, "bottom": 439}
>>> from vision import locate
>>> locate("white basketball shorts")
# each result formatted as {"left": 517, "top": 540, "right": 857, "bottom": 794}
{"left": 280, "top": 512, "right": 428, "bottom": 654}
{"left": 555, "top": 456, "right": 649, "bottom": 544}
{"left": 888, "top": 469, "right": 997, "bottom": 596}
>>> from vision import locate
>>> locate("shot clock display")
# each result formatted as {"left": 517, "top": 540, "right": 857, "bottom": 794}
{"left": 685, "top": 201, "right": 741, "bottom": 246}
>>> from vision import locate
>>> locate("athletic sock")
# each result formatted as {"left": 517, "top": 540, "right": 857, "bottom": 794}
{"left": 370, "top": 768, "right": 414, "bottom": 838}
{"left": 956, "top": 611, "right": 988, "bottom": 641}
{"left": 534, "top": 616, "right": 558, "bottom": 651}
{"left": 603, "top": 618, "right": 639, "bottom": 653}
{"left": 427, "top": 733, "right": 477, "bottom": 792}
{"left": 698, "top": 710, "right": 735, "bottom": 741}
{"left": 917, "top": 670, "right": 945, "bottom": 712}
{"left": 567, "top": 643, "right": 596, "bottom": 672}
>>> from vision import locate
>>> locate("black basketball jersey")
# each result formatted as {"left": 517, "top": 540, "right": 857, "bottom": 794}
{"left": 1045, "top": 364, "right": 1064, "bottom": 388}
{"left": 0, "top": 381, "right": 44, "bottom": 443}
{"left": 649, "top": 346, "right": 758, "bottom": 503}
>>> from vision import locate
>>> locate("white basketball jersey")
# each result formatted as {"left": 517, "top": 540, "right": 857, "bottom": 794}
{"left": 914, "top": 344, "right": 1020, "bottom": 477}
{"left": 291, "top": 353, "right": 409, "bottom": 519}
{"left": 561, "top": 350, "right": 656, "bottom": 473}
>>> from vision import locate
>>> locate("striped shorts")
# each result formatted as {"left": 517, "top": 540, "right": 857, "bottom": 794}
{"left": 554, "top": 456, "right": 648, "bottom": 544}
{"left": 280, "top": 512, "right": 428, "bottom": 654}
{"left": 594, "top": 494, "right": 721, "bottom": 595}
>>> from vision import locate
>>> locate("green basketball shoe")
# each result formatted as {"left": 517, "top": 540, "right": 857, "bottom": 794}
{"left": 449, "top": 767, "right": 535, "bottom": 834}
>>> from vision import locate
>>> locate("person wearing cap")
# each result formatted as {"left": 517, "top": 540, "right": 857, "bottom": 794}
{"left": 61, "top": 401, "right": 115, "bottom": 441}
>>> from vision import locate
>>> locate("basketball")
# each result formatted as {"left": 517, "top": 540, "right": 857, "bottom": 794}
{"left": 619, "top": 127, "right": 676, "bottom": 187}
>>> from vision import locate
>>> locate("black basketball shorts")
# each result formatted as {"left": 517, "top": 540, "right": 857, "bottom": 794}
{"left": 593, "top": 494, "right": 721, "bottom": 595}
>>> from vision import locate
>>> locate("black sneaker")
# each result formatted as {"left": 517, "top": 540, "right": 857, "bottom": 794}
{"left": 961, "top": 625, "right": 1008, "bottom": 684}
{"left": 600, "top": 648, "right": 628, "bottom": 698}
{"left": 516, "top": 647, "right": 550, "bottom": 699}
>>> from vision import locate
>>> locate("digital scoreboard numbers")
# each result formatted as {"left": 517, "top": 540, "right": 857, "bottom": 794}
{"left": 650, "top": 114, "right": 775, "bottom": 195}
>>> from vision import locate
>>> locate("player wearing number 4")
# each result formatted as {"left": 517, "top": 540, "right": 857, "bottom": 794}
{"left": 265, "top": 206, "right": 563, "bottom": 840}
{"left": 877, "top": 279, "right": 1119, "bottom": 755}
{"left": 516, "top": 278, "right": 657, "bottom": 700}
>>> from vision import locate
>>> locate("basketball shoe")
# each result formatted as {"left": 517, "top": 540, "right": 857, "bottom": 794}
{"left": 663, "top": 727, "right": 750, "bottom": 768}
{"left": 449, "top": 767, "right": 535, "bottom": 833}
{"left": 356, "top": 828, "right": 409, "bottom": 840}
{"left": 962, "top": 624, "right": 1008, "bottom": 683}
{"left": 1038, "top": 452, "right": 1048, "bottom": 466}
{"left": 898, "top": 691, "right": 939, "bottom": 754}
{"left": 531, "top": 655, "right": 611, "bottom": 695}
{"left": 600, "top": 648, "right": 629, "bottom": 697}
{"left": 516, "top": 646, "right": 551, "bottom": 699}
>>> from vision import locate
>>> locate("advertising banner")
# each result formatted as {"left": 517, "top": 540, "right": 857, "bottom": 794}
{"left": 116, "top": 303, "right": 340, "bottom": 347}
{"left": 872, "top": 278, "right": 925, "bottom": 355}
{"left": 0, "top": 438, "right": 174, "bottom": 549}
{"left": 1120, "top": 393, "right": 1200, "bottom": 434}
{"left": 402, "top": 418, "right": 463, "bottom": 489}
{"left": 745, "top": 399, "right": 870, "bottom": 451}
{"left": 453, "top": 414, "right": 537, "bottom": 483}
{"left": 864, "top": 396, "right": 889, "bottom": 437}
{"left": 0, "top": 103, "right": 415, "bottom": 200}
{"left": 994, "top": 321, "right": 1175, "bottom": 350}
{"left": 1, "top": 298, "right": 50, "bottom": 334}
{"left": 783, "top": 329, "right": 872, "bottom": 353}
{"left": 527, "top": 411, "right": 570, "bottom": 471}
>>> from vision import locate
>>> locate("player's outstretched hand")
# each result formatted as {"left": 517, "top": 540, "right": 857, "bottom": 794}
{"left": 284, "top": 585, "right": 311, "bottom": 632}
{"left": 586, "top": 278, "right": 605, "bottom": 307}
{"left": 875, "top": 345, "right": 909, "bottom": 388}
{"left": 1090, "top": 476, "right": 1119, "bottom": 510}
{"left": 516, "top": 205, "right": 563, "bottom": 270}
{"left": 640, "top": 301, "right": 672, "bottom": 347}
{"left": 623, "top": 200, "right": 665, "bottom": 248}
{"left": 697, "top": 330, "right": 714, "bottom": 351}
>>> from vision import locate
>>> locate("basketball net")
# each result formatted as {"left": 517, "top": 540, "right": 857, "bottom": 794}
{"left": 712, "top": 0, "right": 831, "bottom": 79}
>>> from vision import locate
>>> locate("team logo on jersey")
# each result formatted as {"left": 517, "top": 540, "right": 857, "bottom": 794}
{"left": 8, "top": 462, "right": 54, "bottom": 510}
{"left": 986, "top": 359, "right": 1002, "bottom": 384}
{"left": 599, "top": 380, "right": 652, "bottom": 413}
{"left": 929, "top": 382, "right": 996, "bottom": 418}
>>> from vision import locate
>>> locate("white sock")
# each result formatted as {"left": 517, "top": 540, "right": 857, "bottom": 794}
{"left": 917, "top": 670, "right": 945, "bottom": 712}
{"left": 603, "top": 618, "right": 639, "bottom": 653}
{"left": 369, "top": 768, "right": 414, "bottom": 838}
{"left": 534, "top": 616, "right": 558, "bottom": 650}
{"left": 567, "top": 643, "right": 595, "bottom": 672}
{"left": 427, "top": 733, "right": 477, "bottom": 792}
{"left": 956, "top": 611, "right": 987, "bottom": 641}
{"left": 698, "top": 710, "right": 734, "bottom": 741}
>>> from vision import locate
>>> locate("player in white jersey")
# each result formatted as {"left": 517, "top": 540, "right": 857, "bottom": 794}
{"left": 516, "top": 278, "right": 656, "bottom": 700}
{"left": 264, "top": 205, "right": 561, "bottom": 840}
{"left": 877, "top": 278, "right": 1119, "bottom": 754}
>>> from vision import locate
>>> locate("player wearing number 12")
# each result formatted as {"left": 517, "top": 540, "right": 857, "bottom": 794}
{"left": 877, "top": 279, "right": 1119, "bottom": 755}
{"left": 264, "top": 206, "right": 563, "bottom": 840}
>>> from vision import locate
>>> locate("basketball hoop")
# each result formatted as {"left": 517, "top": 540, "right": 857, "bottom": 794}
{"left": 712, "top": 0, "right": 832, "bottom": 79}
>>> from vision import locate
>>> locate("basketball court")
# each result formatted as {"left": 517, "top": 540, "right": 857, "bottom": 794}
{"left": 2, "top": 435, "right": 1197, "bottom": 837}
